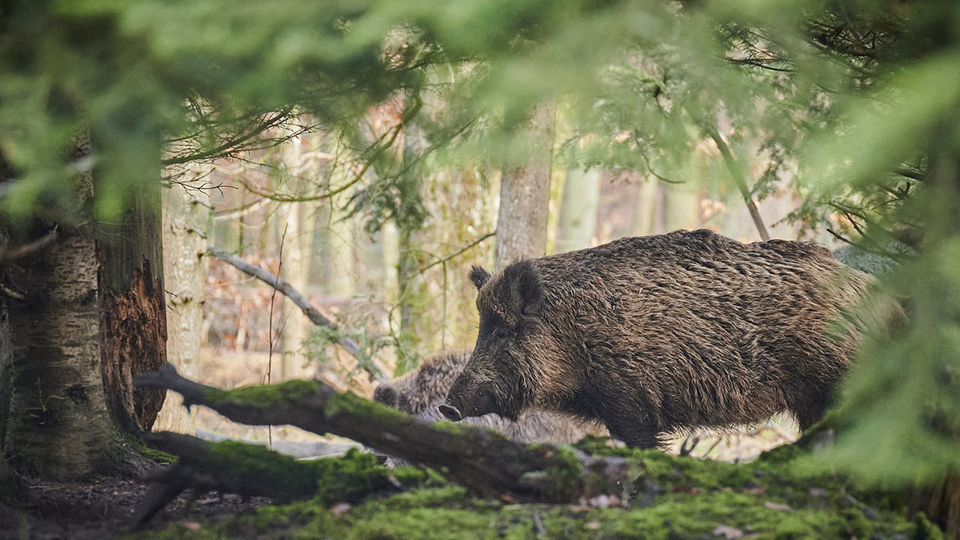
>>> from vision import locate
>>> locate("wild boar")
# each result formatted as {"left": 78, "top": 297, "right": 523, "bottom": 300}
{"left": 374, "top": 350, "right": 606, "bottom": 444}
{"left": 440, "top": 229, "right": 878, "bottom": 448}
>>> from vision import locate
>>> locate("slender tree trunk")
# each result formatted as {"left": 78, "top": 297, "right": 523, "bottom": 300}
{"left": 663, "top": 179, "right": 701, "bottom": 232}
{"left": 395, "top": 94, "right": 427, "bottom": 373}
{"left": 495, "top": 104, "right": 556, "bottom": 270}
{"left": 97, "top": 151, "right": 167, "bottom": 434}
{"left": 555, "top": 168, "right": 601, "bottom": 253}
{"left": 154, "top": 166, "right": 211, "bottom": 433}
{"left": 279, "top": 135, "right": 314, "bottom": 381}
{"left": 631, "top": 178, "right": 660, "bottom": 237}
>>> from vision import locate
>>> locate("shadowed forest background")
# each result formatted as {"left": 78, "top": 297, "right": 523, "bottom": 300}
{"left": 1, "top": 0, "right": 960, "bottom": 538}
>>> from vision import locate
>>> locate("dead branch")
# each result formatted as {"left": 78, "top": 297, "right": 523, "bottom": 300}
{"left": 703, "top": 128, "right": 771, "bottom": 241}
{"left": 418, "top": 231, "right": 496, "bottom": 274}
{"left": 0, "top": 226, "right": 58, "bottom": 265}
{"left": 136, "top": 364, "right": 628, "bottom": 505}
{"left": 208, "top": 247, "right": 388, "bottom": 381}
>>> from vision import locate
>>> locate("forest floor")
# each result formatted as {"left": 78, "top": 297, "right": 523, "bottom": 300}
{"left": 0, "top": 469, "right": 273, "bottom": 540}
{"left": 1, "top": 439, "right": 946, "bottom": 540}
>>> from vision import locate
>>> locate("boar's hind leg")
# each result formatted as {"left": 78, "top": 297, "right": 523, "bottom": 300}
{"left": 788, "top": 389, "right": 833, "bottom": 432}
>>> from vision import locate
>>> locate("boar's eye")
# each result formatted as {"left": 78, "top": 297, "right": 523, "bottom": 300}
{"left": 478, "top": 311, "right": 506, "bottom": 337}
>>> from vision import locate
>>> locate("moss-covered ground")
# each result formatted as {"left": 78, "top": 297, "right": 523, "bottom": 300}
{"left": 129, "top": 437, "right": 945, "bottom": 540}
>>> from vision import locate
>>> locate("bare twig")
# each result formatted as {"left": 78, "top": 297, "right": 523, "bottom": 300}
{"left": 162, "top": 107, "right": 296, "bottom": 166}
{"left": 208, "top": 246, "right": 388, "bottom": 381}
{"left": 0, "top": 226, "right": 58, "bottom": 265}
{"left": 418, "top": 232, "right": 496, "bottom": 274}
{"left": 702, "top": 127, "right": 771, "bottom": 241}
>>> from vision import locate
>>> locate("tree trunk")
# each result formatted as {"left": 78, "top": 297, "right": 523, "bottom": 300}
{"left": 555, "top": 168, "right": 601, "bottom": 253}
{"left": 395, "top": 94, "right": 427, "bottom": 373}
{"left": 630, "top": 178, "right": 660, "bottom": 237}
{"left": 279, "top": 135, "right": 314, "bottom": 381}
{"left": 495, "top": 104, "right": 556, "bottom": 270}
{"left": 663, "top": 179, "right": 701, "bottom": 232}
{"left": 97, "top": 157, "right": 167, "bottom": 434}
{"left": 5, "top": 223, "right": 117, "bottom": 478}
{"left": 154, "top": 166, "right": 211, "bottom": 434}
{"left": 0, "top": 253, "right": 20, "bottom": 498}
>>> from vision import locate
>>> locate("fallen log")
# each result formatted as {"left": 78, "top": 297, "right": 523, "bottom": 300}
{"left": 136, "top": 364, "right": 628, "bottom": 505}
{"left": 132, "top": 432, "right": 393, "bottom": 529}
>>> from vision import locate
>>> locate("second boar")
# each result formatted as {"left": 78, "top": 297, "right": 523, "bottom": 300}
{"left": 374, "top": 350, "right": 606, "bottom": 444}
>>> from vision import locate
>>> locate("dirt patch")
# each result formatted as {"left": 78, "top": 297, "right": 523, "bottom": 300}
{"left": 0, "top": 469, "right": 272, "bottom": 540}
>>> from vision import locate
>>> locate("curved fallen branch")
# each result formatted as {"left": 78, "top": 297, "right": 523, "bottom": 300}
{"left": 136, "top": 364, "right": 628, "bottom": 505}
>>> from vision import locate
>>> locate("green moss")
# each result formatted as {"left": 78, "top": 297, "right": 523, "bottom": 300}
{"left": 390, "top": 465, "right": 451, "bottom": 489}
{"left": 206, "top": 379, "right": 321, "bottom": 407}
{"left": 534, "top": 445, "right": 584, "bottom": 501}
{"left": 371, "top": 486, "right": 472, "bottom": 511}
{"left": 128, "top": 443, "right": 944, "bottom": 540}
{"left": 310, "top": 448, "right": 395, "bottom": 505}
{"left": 113, "top": 426, "right": 176, "bottom": 464}
{"left": 130, "top": 484, "right": 929, "bottom": 540}
{"left": 323, "top": 390, "right": 409, "bottom": 421}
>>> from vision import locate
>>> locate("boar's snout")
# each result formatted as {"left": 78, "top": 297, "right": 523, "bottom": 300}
{"left": 438, "top": 404, "right": 463, "bottom": 421}
{"left": 444, "top": 376, "right": 499, "bottom": 420}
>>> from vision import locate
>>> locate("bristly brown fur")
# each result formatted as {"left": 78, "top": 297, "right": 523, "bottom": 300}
{"left": 374, "top": 350, "right": 606, "bottom": 444}
{"left": 446, "top": 229, "right": 888, "bottom": 448}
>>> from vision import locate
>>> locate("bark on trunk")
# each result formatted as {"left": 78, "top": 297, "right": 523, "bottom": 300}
{"left": 396, "top": 95, "right": 426, "bottom": 370}
{"left": 495, "top": 104, "right": 556, "bottom": 270}
{"left": 915, "top": 473, "right": 960, "bottom": 540}
{"left": 279, "top": 137, "right": 312, "bottom": 381}
{"left": 5, "top": 223, "right": 117, "bottom": 478}
{"left": 630, "top": 178, "right": 660, "bottom": 237}
{"left": 154, "top": 169, "right": 211, "bottom": 434}
{"left": 97, "top": 172, "right": 167, "bottom": 434}
{"left": 555, "top": 168, "right": 601, "bottom": 253}
{"left": 0, "top": 276, "right": 20, "bottom": 499}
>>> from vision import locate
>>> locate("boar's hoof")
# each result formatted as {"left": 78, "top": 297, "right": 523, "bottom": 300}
{"left": 438, "top": 404, "right": 463, "bottom": 421}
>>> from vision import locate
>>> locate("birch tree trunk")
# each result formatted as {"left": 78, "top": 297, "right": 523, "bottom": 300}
{"left": 555, "top": 168, "right": 601, "bottom": 253}
{"left": 4, "top": 148, "right": 119, "bottom": 478}
{"left": 495, "top": 104, "right": 556, "bottom": 270}
{"left": 154, "top": 165, "right": 212, "bottom": 433}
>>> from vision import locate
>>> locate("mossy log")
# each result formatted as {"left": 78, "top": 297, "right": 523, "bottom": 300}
{"left": 132, "top": 432, "right": 393, "bottom": 528}
{"left": 136, "top": 364, "right": 628, "bottom": 505}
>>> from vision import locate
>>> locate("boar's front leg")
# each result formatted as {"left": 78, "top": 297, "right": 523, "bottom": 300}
{"left": 604, "top": 416, "right": 661, "bottom": 449}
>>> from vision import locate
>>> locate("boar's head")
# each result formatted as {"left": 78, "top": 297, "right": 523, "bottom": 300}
{"left": 440, "top": 260, "right": 557, "bottom": 423}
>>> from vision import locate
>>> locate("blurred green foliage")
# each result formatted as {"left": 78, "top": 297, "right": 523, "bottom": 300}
{"left": 2, "top": 0, "right": 960, "bottom": 485}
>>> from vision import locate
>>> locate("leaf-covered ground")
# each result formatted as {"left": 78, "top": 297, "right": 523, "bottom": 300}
{"left": 128, "top": 439, "right": 945, "bottom": 540}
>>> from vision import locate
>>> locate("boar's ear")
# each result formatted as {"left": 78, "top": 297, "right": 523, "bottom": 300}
{"left": 502, "top": 260, "right": 544, "bottom": 318}
{"left": 469, "top": 265, "right": 491, "bottom": 290}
